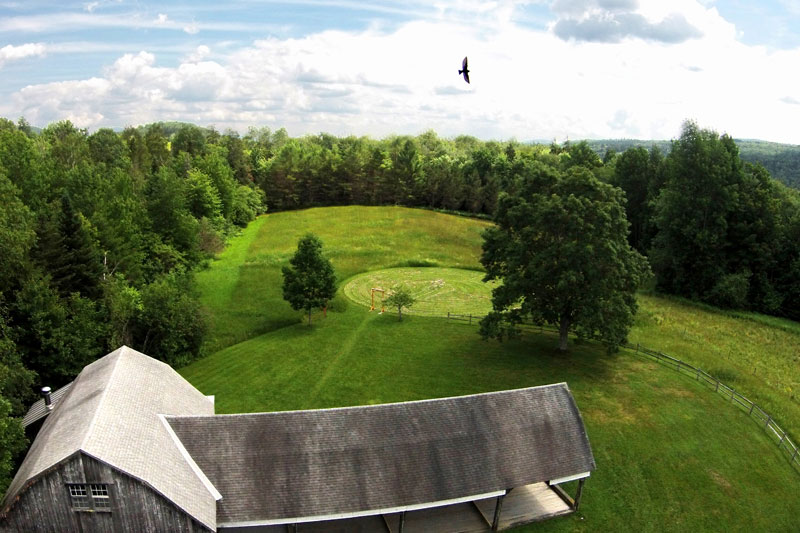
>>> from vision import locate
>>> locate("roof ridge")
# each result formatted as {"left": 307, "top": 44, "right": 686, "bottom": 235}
{"left": 79, "top": 346, "right": 126, "bottom": 451}
{"left": 169, "top": 383, "right": 569, "bottom": 420}
{"left": 158, "top": 415, "right": 222, "bottom": 502}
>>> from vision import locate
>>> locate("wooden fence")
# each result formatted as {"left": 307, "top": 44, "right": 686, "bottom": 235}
{"left": 446, "top": 312, "right": 800, "bottom": 475}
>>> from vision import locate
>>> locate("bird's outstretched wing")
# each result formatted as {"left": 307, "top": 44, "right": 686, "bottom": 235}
{"left": 462, "top": 56, "right": 468, "bottom": 71}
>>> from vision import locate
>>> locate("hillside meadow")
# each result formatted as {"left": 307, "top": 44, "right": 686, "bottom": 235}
{"left": 182, "top": 206, "right": 800, "bottom": 531}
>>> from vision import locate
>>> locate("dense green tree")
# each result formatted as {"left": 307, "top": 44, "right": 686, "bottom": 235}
{"left": 0, "top": 305, "right": 36, "bottom": 416}
{"left": 171, "top": 124, "right": 206, "bottom": 157}
{"left": 14, "top": 277, "right": 105, "bottom": 385}
{"left": 282, "top": 234, "right": 337, "bottom": 326}
{"left": 134, "top": 273, "right": 206, "bottom": 366}
{"left": 612, "top": 146, "right": 660, "bottom": 252}
{"left": 88, "top": 128, "right": 128, "bottom": 169}
{"left": 144, "top": 124, "right": 170, "bottom": 174}
{"left": 0, "top": 172, "right": 36, "bottom": 296}
{"left": 480, "top": 163, "right": 649, "bottom": 351}
{"left": 230, "top": 185, "right": 266, "bottom": 227}
{"left": 0, "top": 394, "right": 26, "bottom": 497}
{"left": 35, "top": 194, "right": 103, "bottom": 300}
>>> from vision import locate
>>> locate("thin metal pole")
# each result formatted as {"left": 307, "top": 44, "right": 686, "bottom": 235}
{"left": 398, "top": 510, "right": 405, "bottom": 533}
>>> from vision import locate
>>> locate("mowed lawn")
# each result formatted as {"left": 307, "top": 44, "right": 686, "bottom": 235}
{"left": 183, "top": 206, "right": 800, "bottom": 531}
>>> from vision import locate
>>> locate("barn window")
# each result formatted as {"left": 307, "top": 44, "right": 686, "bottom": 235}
{"left": 68, "top": 485, "right": 90, "bottom": 510}
{"left": 66, "top": 483, "right": 112, "bottom": 512}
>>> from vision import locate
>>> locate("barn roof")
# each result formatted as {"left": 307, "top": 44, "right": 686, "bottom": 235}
{"left": 167, "top": 383, "right": 595, "bottom": 527}
{"left": 22, "top": 382, "right": 73, "bottom": 427}
{"left": 1, "top": 346, "right": 218, "bottom": 530}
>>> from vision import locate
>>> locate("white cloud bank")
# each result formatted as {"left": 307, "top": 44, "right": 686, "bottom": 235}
{"left": 3, "top": 0, "right": 800, "bottom": 143}
{"left": 0, "top": 42, "right": 47, "bottom": 68}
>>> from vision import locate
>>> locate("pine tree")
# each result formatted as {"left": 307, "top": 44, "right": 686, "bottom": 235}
{"left": 282, "top": 234, "right": 337, "bottom": 326}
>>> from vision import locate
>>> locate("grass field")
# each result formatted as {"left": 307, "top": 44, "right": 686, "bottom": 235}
{"left": 343, "top": 267, "right": 496, "bottom": 316}
{"left": 184, "top": 206, "right": 800, "bottom": 531}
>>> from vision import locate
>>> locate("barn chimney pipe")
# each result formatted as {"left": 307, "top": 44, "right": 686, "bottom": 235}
{"left": 42, "top": 386, "right": 52, "bottom": 410}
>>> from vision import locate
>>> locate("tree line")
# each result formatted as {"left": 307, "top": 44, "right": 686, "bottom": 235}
{"left": 0, "top": 118, "right": 266, "bottom": 492}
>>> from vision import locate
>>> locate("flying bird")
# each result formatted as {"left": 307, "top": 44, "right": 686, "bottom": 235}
{"left": 459, "top": 56, "right": 470, "bottom": 84}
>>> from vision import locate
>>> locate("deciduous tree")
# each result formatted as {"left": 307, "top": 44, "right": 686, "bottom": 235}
{"left": 385, "top": 286, "right": 415, "bottom": 321}
{"left": 480, "top": 162, "right": 649, "bottom": 352}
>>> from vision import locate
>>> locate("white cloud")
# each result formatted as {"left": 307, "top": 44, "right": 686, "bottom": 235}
{"left": 0, "top": 42, "right": 47, "bottom": 68}
{"left": 3, "top": 0, "right": 800, "bottom": 143}
{"left": 183, "top": 21, "right": 200, "bottom": 35}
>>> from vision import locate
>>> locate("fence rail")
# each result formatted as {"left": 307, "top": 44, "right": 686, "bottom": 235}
{"left": 446, "top": 312, "right": 800, "bottom": 475}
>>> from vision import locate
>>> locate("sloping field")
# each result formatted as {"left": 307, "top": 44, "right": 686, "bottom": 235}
{"left": 184, "top": 206, "right": 800, "bottom": 531}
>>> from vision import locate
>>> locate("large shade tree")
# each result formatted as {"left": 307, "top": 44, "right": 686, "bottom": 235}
{"left": 480, "top": 162, "right": 650, "bottom": 352}
{"left": 282, "top": 234, "right": 337, "bottom": 326}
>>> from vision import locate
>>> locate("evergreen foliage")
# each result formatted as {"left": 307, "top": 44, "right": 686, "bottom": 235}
{"left": 282, "top": 234, "right": 337, "bottom": 326}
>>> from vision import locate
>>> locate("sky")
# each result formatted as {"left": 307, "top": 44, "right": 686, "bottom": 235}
{"left": 1, "top": 0, "right": 800, "bottom": 143}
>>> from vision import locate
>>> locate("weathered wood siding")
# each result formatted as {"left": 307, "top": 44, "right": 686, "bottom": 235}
{"left": 0, "top": 452, "right": 211, "bottom": 532}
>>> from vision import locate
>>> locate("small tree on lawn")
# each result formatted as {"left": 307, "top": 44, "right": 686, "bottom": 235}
{"left": 282, "top": 234, "right": 337, "bottom": 326}
{"left": 385, "top": 286, "right": 416, "bottom": 321}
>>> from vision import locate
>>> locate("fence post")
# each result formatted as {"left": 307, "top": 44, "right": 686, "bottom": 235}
{"left": 766, "top": 415, "right": 772, "bottom": 428}
{"left": 469, "top": 314, "right": 472, "bottom": 325}
{"left": 715, "top": 380, "right": 720, "bottom": 392}
{"left": 636, "top": 343, "right": 640, "bottom": 353}
{"left": 731, "top": 388, "right": 735, "bottom": 402}
{"left": 779, "top": 431, "right": 786, "bottom": 446}
{"left": 695, "top": 368, "right": 699, "bottom": 381}
{"left": 748, "top": 403, "right": 755, "bottom": 416}
{"left": 792, "top": 447, "right": 799, "bottom": 463}
{"left": 447, "top": 312, "right": 450, "bottom": 320}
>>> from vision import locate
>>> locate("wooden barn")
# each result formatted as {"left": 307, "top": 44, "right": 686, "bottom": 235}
{"left": 1, "top": 347, "right": 595, "bottom": 532}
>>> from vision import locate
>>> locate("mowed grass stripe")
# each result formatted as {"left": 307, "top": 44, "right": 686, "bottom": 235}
{"left": 181, "top": 313, "right": 800, "bottom": 531}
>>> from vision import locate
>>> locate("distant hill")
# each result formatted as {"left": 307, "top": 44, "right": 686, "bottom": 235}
{"left": 582, "top": 139, "right": 800, "bottom": 189}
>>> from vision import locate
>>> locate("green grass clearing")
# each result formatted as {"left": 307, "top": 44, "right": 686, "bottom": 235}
{"left": 182, "top": 205, "right": 800, "bottom": 532}
{"left": 343, "top": 267, "right": 496, "bottom": 316}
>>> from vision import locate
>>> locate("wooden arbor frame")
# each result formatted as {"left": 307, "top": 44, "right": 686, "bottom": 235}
{"left": 369, "top": 288, "right": 386, "bottom": 313}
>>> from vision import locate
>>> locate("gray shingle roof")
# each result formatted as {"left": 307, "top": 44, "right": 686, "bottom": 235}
{"left": 167, "top": 383, "right": 595, "bottom": 526}
{"left": 1, "top": 346, "right": 218, "bottom": 530}
{"left": 22, "top": 382, "right": 73, "bottom": 427}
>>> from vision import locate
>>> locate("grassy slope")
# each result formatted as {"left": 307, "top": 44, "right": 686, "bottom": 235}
{"left": 183, "top": 206, "right": 800, "bottom": 531}
{"left": 195, "top": 206, "right": 491, "bottom": 353}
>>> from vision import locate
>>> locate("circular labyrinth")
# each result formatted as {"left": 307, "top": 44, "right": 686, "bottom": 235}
{"left": 343, "top": 267, "right": 497, "bottom": 317}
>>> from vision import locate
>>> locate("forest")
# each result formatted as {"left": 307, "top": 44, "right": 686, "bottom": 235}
{"left": 1, "top": 117, "right": 800, "bottom": 493}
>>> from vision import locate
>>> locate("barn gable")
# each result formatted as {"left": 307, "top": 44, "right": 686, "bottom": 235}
{"left": 0, "top": 346, "right": 218, "bottom": 531}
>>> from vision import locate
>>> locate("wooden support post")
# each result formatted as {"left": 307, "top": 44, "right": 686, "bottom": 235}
{"left": 398, "top": 510, "right": 405, "bottom": 533}
{"left": 715, "top": 380, "right": 720, "bottom": 392}
{"left": 288, "top": 524, "right": 297, "bottom": 533}
{"left": 779, "top": 431, "right": 786, "bottom": 446}
{"left": 574, "top": 478, "right": 586, "bottom": 511}
{"left": 491, "top": 494, "right": 505, "bottom": 532}
{"left": 766, "top": 415, "right": 772, "bottom": 428}
{"left": 748, "top": 402, "right": 755, "bottom": 416}
{"left": 731, "top": 388, "right": 736, "bottom": 402}
{"left": 791, "top": 446, "right": 799, "bottom": 462}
